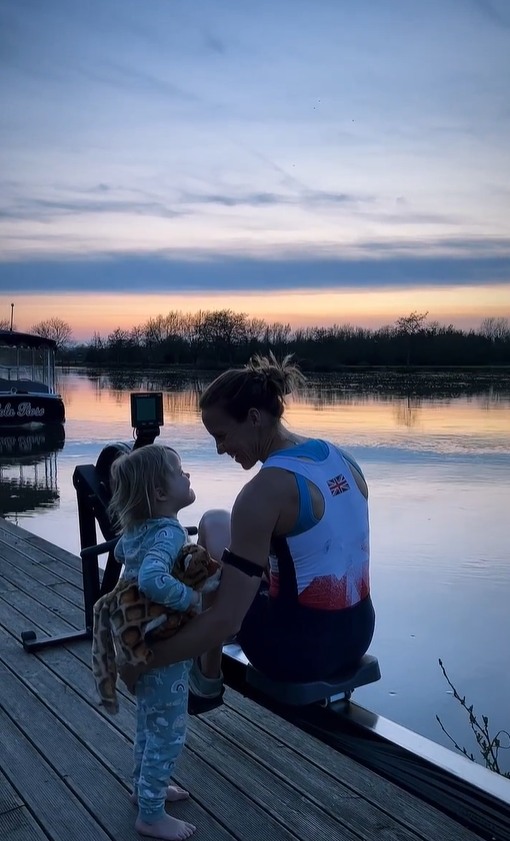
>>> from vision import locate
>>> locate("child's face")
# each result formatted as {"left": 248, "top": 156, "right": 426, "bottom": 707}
{"left": 158, "top": 449, "right": 196, "bottom": 514}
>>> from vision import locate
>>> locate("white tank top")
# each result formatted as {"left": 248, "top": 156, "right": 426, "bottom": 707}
{"left": 262, "top": 440, "right": 370, "bottom": 610}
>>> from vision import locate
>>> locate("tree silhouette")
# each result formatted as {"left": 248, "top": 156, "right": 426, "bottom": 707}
{"left": 31, "top": 317, "right": 73, "bottom": 351}
{"left": 66, "top": 307, "right": 510, "bottom": 369}
{"left": 395, "top": 311, "right": 429, "bottom": 365}
{"left": 480, "top": 317, "right": 510, "bottom": 342}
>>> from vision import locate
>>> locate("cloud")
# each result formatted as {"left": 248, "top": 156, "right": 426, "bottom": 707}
{"left": 0, "top": 184, "right": 367, "bottom": 226}
{"left": 80, "top": 59, "right": 202, "bottom": 103}
{"left": 0, "top": 178, "right": 374, "bottom": 223}
{"left": 472, "top": 0, "right": 510, "bottom": 28}
{"left": 181, "top": 189, "right": 366, "bottom": 208}
{"left": 0, "top": 196, "right": 184, "bottom": 222}
{"left": 0, "top": 241, "right": 508, "bottom": 294}
{"left": 203, "top": 30, "right": 227, "bottom": 55}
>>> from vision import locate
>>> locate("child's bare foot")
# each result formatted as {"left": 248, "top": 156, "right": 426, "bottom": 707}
{"left": 130, "top": 785, "right": 190, "bottom": 805}
{"left": 135, "top": 814, "right": 196, "bottom": 840}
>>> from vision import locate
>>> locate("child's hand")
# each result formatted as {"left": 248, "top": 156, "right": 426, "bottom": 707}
{"left": 118, "top": 660, "right": 145, "bottom": 694}
{"left": 199, "top": 567, "right": 222, "bottom": 594}
{"left": 191, "top": 590, "right": 203, "bottom": 612}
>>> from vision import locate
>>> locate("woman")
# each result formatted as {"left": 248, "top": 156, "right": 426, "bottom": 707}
{"left": 123, "top": 354, "right": 375, "bottom": 702}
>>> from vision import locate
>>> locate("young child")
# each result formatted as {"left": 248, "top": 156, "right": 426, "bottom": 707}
{"left": 109, "top": 443, "right": 198, "bottom": 840}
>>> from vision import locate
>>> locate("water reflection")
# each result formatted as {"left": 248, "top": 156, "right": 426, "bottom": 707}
{"left": 81, "top": 367, "right": 510, "bottom": 402}
{"left": 0, "top": 425, "right": 64, "bottom": 517}
{"left": 304, "top": 370, "right": 510, "bottom": 401}
{"left": 393, "top": 397, "right": 422, "bottom": 428}
{"left": 60, "top": 369, "right": 510, "bottom": 457}
{"left": 85, "top": 367, "right": 510, "bottom": 406}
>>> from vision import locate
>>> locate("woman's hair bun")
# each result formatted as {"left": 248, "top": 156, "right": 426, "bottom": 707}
{"left": 246, "top": 352, "right": 306, "bottom": 396}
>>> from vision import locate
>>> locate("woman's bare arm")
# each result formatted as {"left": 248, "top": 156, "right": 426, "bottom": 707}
{"left": 130, "top": 474, "right": 281, "bottom": 673}
{"left": 144, "top": 565, "right": 260, "bottom": 669}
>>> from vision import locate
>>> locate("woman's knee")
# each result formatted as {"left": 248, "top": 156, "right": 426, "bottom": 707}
{"left": 198, "top": 509, "right": 231, "bottom": 561}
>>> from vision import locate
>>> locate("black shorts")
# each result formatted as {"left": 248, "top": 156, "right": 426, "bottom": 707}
{"left": 237, "top": 586, "right": 375, "bottom": 682}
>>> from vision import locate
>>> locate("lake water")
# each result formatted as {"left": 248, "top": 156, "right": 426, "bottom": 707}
{"left": 2, "top": 367, "right": 509, "bottom": 772}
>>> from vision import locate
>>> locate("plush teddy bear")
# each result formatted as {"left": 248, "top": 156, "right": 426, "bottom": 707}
{"left": 91, "top": 543, "right": 221, "bottom": 714}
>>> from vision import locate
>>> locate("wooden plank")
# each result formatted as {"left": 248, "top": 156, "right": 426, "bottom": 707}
{"left": 0, "top": 597, "right": 487, "bottom": 841}
{"left": 0, "top": 618, "right": 349, "bottom": 841}
{"left": 2, "top": 617, "right": 355, "bottom": 841}
{"left": 0, "top": 560, "right": 390, "bottom": 832}
{"left": 0, "top": 768, "right": 23, "bottom": 815}
{"left": 0, "top": 807, "right": 50, "bottom": 841}
{"left": 0, "top": 521, "right": 85, "bottom": 607}
{"left": 173, "top": 744, "right": 300, "bottom": 841}
{"left": 0, "top": 574, "right": 16, "bottom": 595}
{"left": 0, "top": 586, "right": 80, "bottom": 642}
{"left": 0, "top": 626, "right": 245, "bottom": 840}
{"left": 0, "top": 666, "right": 228, "bottom": 841}
{"left": 2, "top": 562, "right": 85, "bottom": 624}
{"left": 39, "top": 639, "right": 136, "bottom": 725}
{"left": 199, "top": 706, "right": 428, "bottom": 841}
{"left": 0, "top": 769, "right": 50, "bottom": 840}
{"left": 0, "top": 529, "right": 83, "bottom": 588}
{"left": 0, "top": 628, "right": 298, "bottom": 840}
{"left": 221, "top": 691, "right": 484, "bottom": 841}
{"left": 0, "top": 623, "right": 134, "bottom": 773}
{"left": 0, "top": 706, "right": 113, "bottom": 841}
{"left": 0, "top": 593, "right": 135, "bottom": 723}
{"left": 0, "top": 519, "right": 82, "bottom": 575}
{"left": 186, "top": 725, "right": 361, "bottom": 841}
{"left": 0, "top": 542, "right": 83, "bottom": 605}
{"left": 0, "top": 600, "right": 137, "bottom": 751}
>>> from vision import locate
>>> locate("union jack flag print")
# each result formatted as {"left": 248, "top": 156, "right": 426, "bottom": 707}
{"left": 327, "top": 473, "right": 350, "bottom": 495}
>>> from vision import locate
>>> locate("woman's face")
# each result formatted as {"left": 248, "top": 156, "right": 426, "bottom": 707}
{"left": 201, "top": 405, "right": 260, "bottom": 470}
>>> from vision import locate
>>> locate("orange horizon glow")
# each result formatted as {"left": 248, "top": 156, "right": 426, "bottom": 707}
{"left": 1, "top": 285, "right": 509, "bottom": 341}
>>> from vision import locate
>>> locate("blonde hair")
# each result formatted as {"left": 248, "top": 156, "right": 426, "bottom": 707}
{"left": 199, "top": 353, "right": 306, "bottom": 422}
{"left": 108, "top": 444, "right": 178, "bottom": 532}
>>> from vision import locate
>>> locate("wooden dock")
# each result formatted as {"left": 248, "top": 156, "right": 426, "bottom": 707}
{"left": 0, "top": 517, "right": 486, "bottom": 841}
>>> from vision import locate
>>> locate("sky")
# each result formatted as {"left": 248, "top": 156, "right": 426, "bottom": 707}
{"left": 0, "top": 0, "right": 509, "bottom": 341}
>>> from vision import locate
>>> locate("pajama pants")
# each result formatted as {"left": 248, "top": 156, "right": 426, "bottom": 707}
{"left": 134, "top": 659, "right": 191, "bottom": 823}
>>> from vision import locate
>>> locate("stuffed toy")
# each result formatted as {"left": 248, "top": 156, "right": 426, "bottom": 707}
{"left": 91, "top": 543, "right": 221, "bottom": 714}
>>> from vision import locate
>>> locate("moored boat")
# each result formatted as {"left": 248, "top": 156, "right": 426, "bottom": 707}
{"left": 0, "top": 330, "right": 65, "bottom": 427}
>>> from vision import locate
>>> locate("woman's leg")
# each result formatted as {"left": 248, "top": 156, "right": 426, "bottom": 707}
{"left": 198, "top": 508, "right": 231, "bottom": 563}
{"left": 195, "top": 509, "right": 230, "bottom": 680}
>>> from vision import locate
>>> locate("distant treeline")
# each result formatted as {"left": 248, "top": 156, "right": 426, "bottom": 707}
{"left": 60, "top": 310, "right": 510, "bottom": 369}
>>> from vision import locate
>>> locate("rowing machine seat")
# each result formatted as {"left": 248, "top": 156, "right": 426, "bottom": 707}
{"left": 246, "top": 654, "right": 381, "bottom": 706}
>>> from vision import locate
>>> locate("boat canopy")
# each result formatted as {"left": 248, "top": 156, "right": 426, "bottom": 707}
{"left": 0, "top": 330, "right": 57, "bottom": 350}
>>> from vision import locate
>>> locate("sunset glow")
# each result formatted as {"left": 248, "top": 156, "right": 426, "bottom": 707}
{"left": 1, "top": 285, "right": 508, "bottom": 342}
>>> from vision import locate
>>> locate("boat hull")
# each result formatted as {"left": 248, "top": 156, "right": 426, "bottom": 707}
{"left": 0, "top": 393, "right": 65, "bottom": 426}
